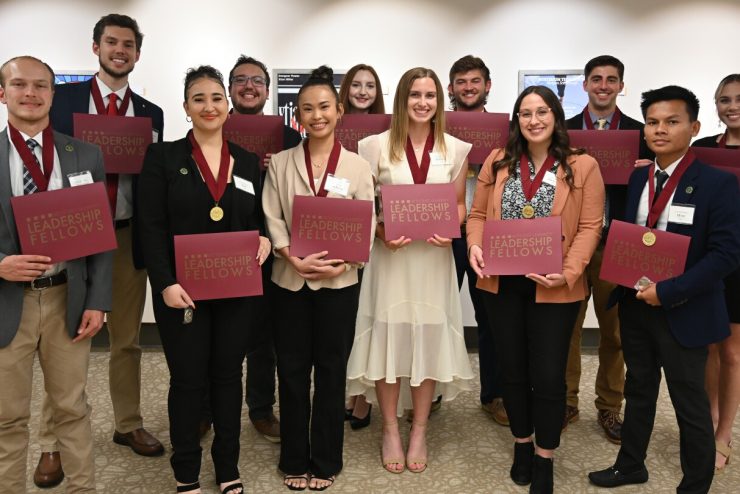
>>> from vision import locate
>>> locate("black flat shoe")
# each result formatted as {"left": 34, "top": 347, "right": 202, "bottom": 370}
{"left": 588, "top": 465, "right": 648, "bottom": 487}
{"left": 349, "top": 404, "right": 372, "bottom": 430}
{"left": 344, "top": 408, "right": 353, "bottom": 421}
{"left": 510, "top": 441, "right": 534, "bottom": 485}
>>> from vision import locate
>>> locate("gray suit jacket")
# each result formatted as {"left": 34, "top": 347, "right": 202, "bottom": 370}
{"left": 0, "top": 129, "right": 113, "bottom": 348}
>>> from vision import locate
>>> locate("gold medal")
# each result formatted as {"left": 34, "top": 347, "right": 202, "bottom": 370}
{"left": 210, "top": 205, "right": 224, "bottom": 222}
{"left": 522, "top": 204, "right": 535, "bottom": 219}
{"left": 642, "top": 231, "right": 656, "bottom": 247}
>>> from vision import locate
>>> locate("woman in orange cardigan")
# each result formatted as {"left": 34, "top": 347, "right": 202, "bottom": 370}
{"left": 467, "top": 85, "right": 604, "bottom": 494}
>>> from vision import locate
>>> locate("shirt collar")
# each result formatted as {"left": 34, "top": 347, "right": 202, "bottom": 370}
{"left": 95, "top": 74, "right": 129, "bottom": 100}
{"left": 587, "top": 109, "right": 615, "bottom": 127}
{"left": 653, "top": 154, "right": 684, "bottom": 177}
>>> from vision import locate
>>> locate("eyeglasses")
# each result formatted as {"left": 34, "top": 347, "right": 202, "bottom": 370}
{"left": 516, "top": 107, "right": 552, "bottom": 121}
{"left": 230, "top": 75, "right": 267, "bottom": 87}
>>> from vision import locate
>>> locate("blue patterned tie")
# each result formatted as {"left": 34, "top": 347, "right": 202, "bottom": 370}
{"left": 23, "top": 138, "right": 40, "bottom": 195}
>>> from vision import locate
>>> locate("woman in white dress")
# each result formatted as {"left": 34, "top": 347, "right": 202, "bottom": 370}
{"left": 346, "top": 67, "right": 474, "bottom": 474}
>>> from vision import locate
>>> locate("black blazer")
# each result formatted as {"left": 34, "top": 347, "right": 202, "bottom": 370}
{"left": 137, "top": 137, "right": 264, "bottom": 294}
{"left": 567, "top": 108, "right": 653, "bottom": 234}
{"left": 49, "top": 78, "right": 165, "bottom": 269}
{"left": 611, "top": 158, "right": 740, "bottom": 347}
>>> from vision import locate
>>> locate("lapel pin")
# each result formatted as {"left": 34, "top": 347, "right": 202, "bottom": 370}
{"left": 65, "top": 144, "right": 74, "bottom": 152}
{"left": 685, "top": 186, "right": 694, "bottom": 194}
{"left": 180, "top": 167, "right": 189, "bottom": 175}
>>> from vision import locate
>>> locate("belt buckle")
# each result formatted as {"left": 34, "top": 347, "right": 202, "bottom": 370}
{"left": 30, "top": 278, "right": 46, "bottom": 290}
{"left": 30, "top": 277, "right": 51, "bottom": 290}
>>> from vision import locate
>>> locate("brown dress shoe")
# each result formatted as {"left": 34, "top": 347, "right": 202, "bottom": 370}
{"left": 252, "top": 413, "right": 280, "bottom": 443}
{"left": 113, "top": 428, "right": 165, "bottom": 456}
{"left": 597, "top": 409, "right": 623, "bottom": 444}
{"left": 561, "top": 405, "right": 580, "bottom": 431}
{"left": 33, "top": 451, "right": 64, "bottom": 488}
{"left": 482, "top": 397, "right": 510, "bottom": 426}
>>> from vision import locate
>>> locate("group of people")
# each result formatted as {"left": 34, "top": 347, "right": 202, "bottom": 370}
{"left": 0, "top": 12, "right": 738, "bottom": 494}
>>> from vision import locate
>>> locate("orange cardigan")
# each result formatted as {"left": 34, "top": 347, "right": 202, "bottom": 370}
{"left": 466, "top": 148, "right": 605, "bottom": 303}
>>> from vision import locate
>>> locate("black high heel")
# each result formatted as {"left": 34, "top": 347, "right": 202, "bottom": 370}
{"left": 349, "top": 404, "right": 372, "bottom": 430}
{"left": 344, "top": 408, "right": 353, "bottom": 421}
{"left": 176, "top": 481, "right": 200, "bottom": 493}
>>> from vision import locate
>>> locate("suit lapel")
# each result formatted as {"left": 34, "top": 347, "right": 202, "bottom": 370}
{"left": 293, "top": 145, "right": 312, "bottom": 192}
{"left": 0, "top": 130, "right": 17, "bottom": 243}
{"left": 131, "top": 92, "right": 147, "bottom": 117}
{"left": 666, "top": 160, "right": 700, "bottom": 233}
{"left": 550, "top": 160, "right": 568, "bottom": 216}
{"left": 53, "top": 132, "right": 78, "bottom": 186}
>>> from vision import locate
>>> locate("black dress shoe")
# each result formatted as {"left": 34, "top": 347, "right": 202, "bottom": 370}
{"left": 349, "top": 404, "right": 372, "bottom": 430}
{"left": 588, "top": 465, "right": 648, "bottom": 487}
{"left": 530, "top": 455, "right": 553, "bottom": 494}
{"left": 510, "top": 441, "right": 534, "bottom": 485}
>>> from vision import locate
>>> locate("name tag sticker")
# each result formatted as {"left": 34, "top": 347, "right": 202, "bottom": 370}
{"left": 67, "top": 171, "right": 94, "bottom": 187}
{"left": 233, "top": 175, "right": 255, "bottom": 195}
{"left": 429, "top": 152, "right": 447, "bottom": 166}
{"left": 152, "top": 130, "right": 159, "bottom": 143}
{"left": 543, "top": 171, "right": 557, "bottom": 187}
{"left": 668, "top": 203, "right": 695, "bottom": 225}
{"left": 324, "top": 174, "right": 350, "bottom": 197}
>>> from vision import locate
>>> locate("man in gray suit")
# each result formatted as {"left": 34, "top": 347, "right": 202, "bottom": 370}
{"left": 0, "top": 56, "right": 112, "bottom": 493}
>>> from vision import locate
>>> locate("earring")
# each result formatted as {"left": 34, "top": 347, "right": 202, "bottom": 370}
{"left": 186, "top": 116, "right": 192, "bottom": 123}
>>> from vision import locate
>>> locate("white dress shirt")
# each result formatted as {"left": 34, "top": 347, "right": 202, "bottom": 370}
{"left": 635, "top": 155, "right": 683, "bottom": 231}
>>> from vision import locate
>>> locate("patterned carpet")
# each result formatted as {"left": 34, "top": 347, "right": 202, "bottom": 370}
{"left": 23, "top": 352, "right": 739, "bottom": 493}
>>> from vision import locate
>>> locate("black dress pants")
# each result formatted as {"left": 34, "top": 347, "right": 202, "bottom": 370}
{"left": 273, "top": 282, "right": 360, "bottom": 478}
{"left": 615, "top": 294, "right": 714, "bottom": 494}
{"left": 154, "top": 295, "right": 254, "bottom": 485}
{"left": 482, "top": 276, "right": 580, "bottom": 449}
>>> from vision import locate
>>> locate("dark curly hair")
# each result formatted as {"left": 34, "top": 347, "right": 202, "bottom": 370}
{"left": 183, "top": 65, "right": 225, "bottom": 101}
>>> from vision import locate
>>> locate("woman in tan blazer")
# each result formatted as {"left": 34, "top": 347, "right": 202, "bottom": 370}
{"left": 466, "top": 85, "right": 604, "bottom": 494}
{"left": 262, "top": 66, "right": 375, "bottom": 491}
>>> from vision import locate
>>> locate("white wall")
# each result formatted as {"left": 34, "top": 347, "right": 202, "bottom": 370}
{"left": 1, "top": 0, "right": 738, "bottom": 324}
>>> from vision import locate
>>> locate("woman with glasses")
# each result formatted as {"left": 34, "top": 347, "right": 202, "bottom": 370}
{"left": 138, "top": 66, "right": 270, "bottom": 494}
{"left": 467, "top": 85, "right": 604, "bottom": 493}
{"left": 346, "top": 67, "right": 474, "bottom": 475}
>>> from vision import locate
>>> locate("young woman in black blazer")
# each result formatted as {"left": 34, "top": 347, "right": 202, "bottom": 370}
{"left": 138, "top": 66, "right": 270, "bottom": 494}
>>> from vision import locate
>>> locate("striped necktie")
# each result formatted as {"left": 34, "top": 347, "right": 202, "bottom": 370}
{"left": 23, "top": 138, "right": 40, "bottom": 194}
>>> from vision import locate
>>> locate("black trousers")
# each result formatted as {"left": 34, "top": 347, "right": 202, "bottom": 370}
{"left": 482, "top": 276, "right": 579, "bottom": 449}
{"left": 452, "top": 235, "right": 502, "bottom": 403}
{"left": 154, "top": 295, "right": 254, "bottom": 485}
{"left": 245, "top": 259, "right": 277, "bottom": 421}
{"left": 273, "top": 282, "right": 359, "bottom": 478}
{"left": 615, "top": 294, "right": 714, "bottom": 494}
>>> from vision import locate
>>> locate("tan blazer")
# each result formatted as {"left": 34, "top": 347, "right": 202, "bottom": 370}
{"left": 466, "top": 148, "right": 605, "bottom": 303}
{"left": 263, "top": 143, "right": 376, "bottom": 291}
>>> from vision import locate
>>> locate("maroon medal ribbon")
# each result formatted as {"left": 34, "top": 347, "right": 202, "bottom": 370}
{"left": 187, "top": 130, "right": 230, "bottom": 204}
{"left": 404, "top": 131, "right": 435, "bottom": 184}
{"left": 718, "top": 133, "right": 728, "bottom": 148}
{"left": 583, "top": 105, "right": 622, "bottom": 130}
{"left": 646, "top": 150, "right": 695, "bottom": 229}
{"left": 8, "top": 123, "right": 55, "bottom": 192}
{"left": 90, "top": 75, "right": 132, "bottom": 116}
{"left": 304, "top": 139, "right": 342, "bottom": 197}
{"left": 519, "top": 154, "right": 556, "bottom": 202}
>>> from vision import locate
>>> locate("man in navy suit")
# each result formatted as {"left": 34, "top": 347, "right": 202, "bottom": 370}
{"left": 35, "top": 13, "right": 164, "bottom": 487}
{"left": 589, "top": 86, "right": 740, "bottom": 493}
{"left": 0, "top": 55, "right": 112, "bottom": 493}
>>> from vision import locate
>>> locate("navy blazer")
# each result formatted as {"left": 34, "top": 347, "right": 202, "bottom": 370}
{"left": 612, "top": 158, "right": 740, "bottom": 347}
{"left": 49, "top": 78, "right": 165, "bottom": 269}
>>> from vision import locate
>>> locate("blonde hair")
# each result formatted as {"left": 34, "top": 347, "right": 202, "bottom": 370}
{"left": 389, "top": 67, "right": 446, "bottom": 163}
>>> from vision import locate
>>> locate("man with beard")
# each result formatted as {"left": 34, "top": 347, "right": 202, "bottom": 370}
{"left": 34, "top": 13, "right": 164, "bottom": 488}
{"left": 563, "top": 55, "right": 652, "bottom": 445}
{"left": 447, "top": 55, "right": 507, "bottom": 426}
{"left": 199, "top": 55, "right": 300, "bottom": 444}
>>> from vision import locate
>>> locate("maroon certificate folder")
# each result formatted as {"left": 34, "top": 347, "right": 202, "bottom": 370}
{"left": 481, "top": 216, "right": 562, "bottom": 275}
{"left": 600, "top": 219, "right": 690, "bottom": 288}
{"left": 692, "top": 147, "right": 739, "bottom": 168}
{"left": 223, "top": 114, "right": 284, "bottom": 166}
{"left": 174, "top": 230, "right": 263, "bottom": 300}
{"left": 10, "top": 182, "right": 117, "bottom": 262}
{"left": 381, "top": 183, "right": 460, "bottom": 240}
{"left": 567, "top": 130, "right": 640, "bottom": 185}
{"left": 445, "top": 112, "right": 509, "bottom": 164}
{"left": 336, "top": 114, "right": 392, "bottom": 153}
{"left": 73, "top": 114, "right": 153, "bottom": 174}
{"left": 290, "top": 195, "right": 374, "bottom": 262}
